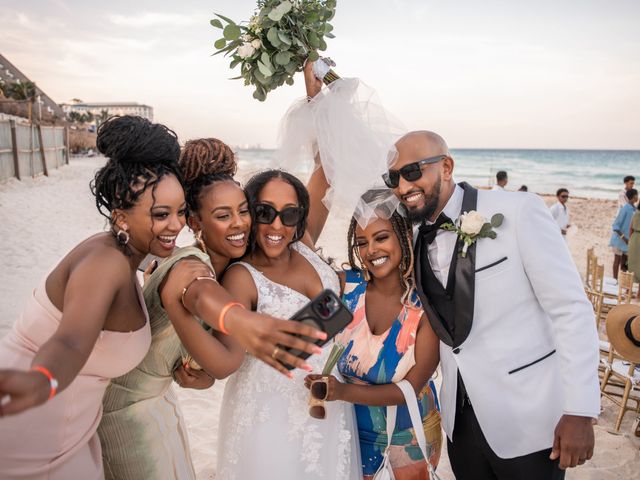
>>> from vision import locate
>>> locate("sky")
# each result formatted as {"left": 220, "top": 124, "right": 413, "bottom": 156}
{"left": 2, "top": 0, "right": 639, "bottom": 149}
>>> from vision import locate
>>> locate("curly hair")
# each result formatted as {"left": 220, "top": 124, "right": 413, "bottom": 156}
{"left": 347, "top": 208, "right": 416, "bottom": 306}
{"left": 179, "top": 138, "right": 238, "bottom": 218}
{"left": 244, "top": 169, "right": 309, "bottom": 251}
{"left": 90, "top": 115, "right": 182, "bottom": 221}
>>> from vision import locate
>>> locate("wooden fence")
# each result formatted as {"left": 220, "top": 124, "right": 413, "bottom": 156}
{"left": 0, "top": 120, "right": 69, "bottom": 182}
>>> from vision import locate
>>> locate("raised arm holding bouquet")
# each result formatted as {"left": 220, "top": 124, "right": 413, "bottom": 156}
{"left": 211, "top": 0, "right": 338, "bottom": 101}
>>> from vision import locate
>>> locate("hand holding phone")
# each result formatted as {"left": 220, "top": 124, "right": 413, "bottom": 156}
{"left": 282, "top": 289, "right": 352, "bottom": 370}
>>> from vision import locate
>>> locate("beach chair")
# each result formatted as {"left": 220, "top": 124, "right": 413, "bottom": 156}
{"left": 585, "top": 247, "right": 595, "bottom": 285}
{"left": 585, "top": 263, "right": 606, "bottom": 328}
{"left": 600, "top": 345, "right": 640, "bottom": 431}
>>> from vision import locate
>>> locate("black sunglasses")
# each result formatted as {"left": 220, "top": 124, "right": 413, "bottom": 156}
{"left": 254, "top": 203, "right": 305, "bottom": 227}
{"left": 382, "top": 155, "right": 449, "bottom": 188}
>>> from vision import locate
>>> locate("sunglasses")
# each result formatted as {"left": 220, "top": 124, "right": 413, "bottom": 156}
{"left": 308, "top": 379, "right": 329, "bottom": 419}
{"left": 254, "top": 204, "right": 305, "bottom": 227}
{"left": 382, "top": 155, "right": 449, "bottom": 188}
{"left": 560, "top": 195, "right": 569, "bottom": 199}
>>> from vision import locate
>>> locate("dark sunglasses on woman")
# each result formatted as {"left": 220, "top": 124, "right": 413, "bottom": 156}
{"left": 382, "top": 154, "right": 449, "bottom": 188}
{"left": 254, "top": 203, "right": 305, "bottom": 227}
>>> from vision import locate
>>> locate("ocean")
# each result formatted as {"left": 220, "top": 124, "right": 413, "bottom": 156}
{"left": 235, "top": 148, "right": 640, "bottom": 200}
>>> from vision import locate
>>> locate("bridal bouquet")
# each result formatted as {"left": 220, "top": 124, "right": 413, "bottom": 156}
{"left": 210, "top": 0, "right": 338, "bottom": 101}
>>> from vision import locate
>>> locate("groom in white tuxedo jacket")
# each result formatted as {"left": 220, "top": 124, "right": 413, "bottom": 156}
{"left": 386, "top": 131, "right": 600, "bottom": 479}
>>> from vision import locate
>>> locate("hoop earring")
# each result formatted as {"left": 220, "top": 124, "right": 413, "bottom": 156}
{"left": 115, "top": 229, "right": 130, "bottom": 246}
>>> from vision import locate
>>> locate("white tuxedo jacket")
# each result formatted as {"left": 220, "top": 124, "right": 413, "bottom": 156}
{"left": 432, "top": 188, "right": 600, "bottom": 458}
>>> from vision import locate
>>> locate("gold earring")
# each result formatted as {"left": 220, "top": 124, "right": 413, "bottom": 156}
{"left": 115, "top": 227, "right": 130, "bottom": 246}
{"left": 195, "top": 230, "right": 206, "bottom": 252}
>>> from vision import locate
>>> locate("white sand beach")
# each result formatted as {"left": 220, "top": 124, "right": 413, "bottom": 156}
{"left": 0, "top": 157, "right": 638, "bottom": 479}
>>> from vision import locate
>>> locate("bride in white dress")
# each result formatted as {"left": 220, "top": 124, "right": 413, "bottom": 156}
{"left": 217, "top": 169, "right": 361, "bottom": 480}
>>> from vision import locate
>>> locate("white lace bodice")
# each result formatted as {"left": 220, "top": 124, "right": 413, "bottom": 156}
{"left": 216, "top": 242, "right": 359, "bottom": 480}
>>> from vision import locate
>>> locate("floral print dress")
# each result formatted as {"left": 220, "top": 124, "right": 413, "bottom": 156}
{"left": 336, "top": 269, "right": 442, "bottom": 479}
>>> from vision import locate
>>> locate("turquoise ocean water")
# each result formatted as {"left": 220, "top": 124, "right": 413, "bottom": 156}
{"left": 236, "top": 148, "right": 640, "bottom": 200}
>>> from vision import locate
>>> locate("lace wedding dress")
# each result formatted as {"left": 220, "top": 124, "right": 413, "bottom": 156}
{"left": 216, "top": 242, "right": 361, "bottom": 480}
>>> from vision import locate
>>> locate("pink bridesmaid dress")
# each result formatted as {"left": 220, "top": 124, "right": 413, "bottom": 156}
{"left": 0, "top": 278, "right": 151, "bottom": 479}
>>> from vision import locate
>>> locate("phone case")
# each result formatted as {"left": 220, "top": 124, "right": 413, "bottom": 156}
{"left": 282, "top": 289, "right": 353, "bottom": 370}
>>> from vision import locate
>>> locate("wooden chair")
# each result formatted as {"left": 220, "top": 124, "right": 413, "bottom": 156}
{"left": 585, "top": 247, "right": 595, "bottom": 287}
{"left": 600, "top": 345, "right": 640, "bottom": 431}
{"left": 616, "top": 271, "right": 635, "bottom": 304}
{"left": 585, "top": 263, "right": 606, "bottom": 328}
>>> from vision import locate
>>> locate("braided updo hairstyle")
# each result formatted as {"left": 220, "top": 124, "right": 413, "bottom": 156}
{"left": 179, "top": 138, "right": 238, "bottom": 219}
{"left": 91, "top": 115, "right": 182, "bottom": 224}
{"left": 347, "top": 206, "right": 416, "bottom": 306}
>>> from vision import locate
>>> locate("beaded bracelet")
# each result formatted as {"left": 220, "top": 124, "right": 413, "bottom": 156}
{"left": 32, "top": 365, "right": 58, "bottom": 400}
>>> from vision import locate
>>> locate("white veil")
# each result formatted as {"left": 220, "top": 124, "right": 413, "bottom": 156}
{"left": 276, "top": 75, "right": 406, "bottom": 227}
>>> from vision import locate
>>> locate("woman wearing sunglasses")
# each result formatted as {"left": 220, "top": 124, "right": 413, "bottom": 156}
{"left": 217, "top": 169, "right": 361, "bottom": 480}
{"left": 98, "top": 139, "right": 327, "bottom": 480}
{"left": 299, "top": 62, "right": 442, "bottom": 479}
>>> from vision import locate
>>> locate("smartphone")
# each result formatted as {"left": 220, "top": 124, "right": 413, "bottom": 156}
{"left": 282, "top": 289, "right": 353, "bottom": 370}
{"left": 137, "top": 254, "right": 161, "bottom": 273}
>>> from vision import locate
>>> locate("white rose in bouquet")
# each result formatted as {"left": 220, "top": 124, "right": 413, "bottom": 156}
{"left": 237, "top": 43, "right": 256, "bottom": 59}
{"left": 251, "top": 38, "right": 262, "bottom": 49}
{"left": 459, "top": 211, "right": 486, "bottom": 236}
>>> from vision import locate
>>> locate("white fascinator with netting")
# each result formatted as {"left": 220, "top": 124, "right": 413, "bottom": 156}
{"left": 276, "top": 62, "right": 406, "bottom": 227}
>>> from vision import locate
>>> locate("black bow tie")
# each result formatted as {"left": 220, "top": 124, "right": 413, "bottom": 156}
{"left": 418, "top": 213, "right": 453, "bottom": 245}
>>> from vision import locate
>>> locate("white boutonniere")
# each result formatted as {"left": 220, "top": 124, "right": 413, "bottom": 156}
{"left": 441, "top": 211, "right": 504, "bottom": 257}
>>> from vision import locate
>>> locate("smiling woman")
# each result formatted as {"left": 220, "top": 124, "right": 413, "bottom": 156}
{"left": 0, "top": 115, "right": 182, "bottom": 479}
{"left": 99, "top": 137, "right": 249, "bottom": 480}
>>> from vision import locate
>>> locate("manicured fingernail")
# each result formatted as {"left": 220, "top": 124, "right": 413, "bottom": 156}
{"left": 313, "top": 347, "right": 323, "bottom": 354}
{"left": 287, "top": 372, "right": 294, "bottom": 379}
{"left": 303, "top": 364, "right": 313, "bottom": 372}
{"left": 320, "top": 332, "right": 328, "bottom": 340}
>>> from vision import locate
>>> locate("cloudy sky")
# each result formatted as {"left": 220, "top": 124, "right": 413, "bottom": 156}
{"left": 2, "top": 0, "right": 639, "bottom": 149}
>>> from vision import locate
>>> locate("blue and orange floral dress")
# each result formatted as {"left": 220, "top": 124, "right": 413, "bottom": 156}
{"left": 336, "top": 269, "right": 442, "bottom": 479}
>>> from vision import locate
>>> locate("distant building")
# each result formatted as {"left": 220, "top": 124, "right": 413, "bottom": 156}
{"left": 0, "top": 53, "right": 65, "bottom": 120}
{"left": 60, "top": 101, "right": 154, "bottom": 121}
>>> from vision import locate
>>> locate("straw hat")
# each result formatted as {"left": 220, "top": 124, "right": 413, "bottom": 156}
{"left": 605, "top": 304, "right": 640, "bottom": 364}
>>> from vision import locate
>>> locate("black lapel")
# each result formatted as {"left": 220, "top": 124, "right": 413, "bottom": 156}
{"left": 453, "top": 182, "right": 477, "bottom": 347}
{"left": 414, "top": 225, "right": 454, "bottom": 346}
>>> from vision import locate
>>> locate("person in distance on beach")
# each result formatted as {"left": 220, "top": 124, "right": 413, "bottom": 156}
{"left": 550, "top": 188, "right": 571, "bottom": 238}
{"left": 386, "top": 130, "right": 600, "bottom": 479}
{"left": 609, "top": 188, "right": 638, "bottom": 280}
{"left": 491, "top": 170, "right": 508, "bottom": 190}
{"left": 618, "top": 175, "right": 635, "bottom": 209}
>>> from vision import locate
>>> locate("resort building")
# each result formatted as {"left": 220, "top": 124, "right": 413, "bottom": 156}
{"left": 60, "top": 101, "right": 154, "bottom": 121}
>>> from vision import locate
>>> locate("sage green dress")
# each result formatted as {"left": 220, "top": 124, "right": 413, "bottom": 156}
{"left": 628, "top": 211, "right": 640, "bottom": 282}
{"left": 98, "top": 246, "right": 212, "bottom": 480}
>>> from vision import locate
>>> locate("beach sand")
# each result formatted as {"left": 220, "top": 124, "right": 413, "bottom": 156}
{"left": 0, "top": 157, "right": 638, "bottom": 478}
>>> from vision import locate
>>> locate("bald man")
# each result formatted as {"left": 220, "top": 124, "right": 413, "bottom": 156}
{"left": 383, "top": 131, "right": 600, "bottom": 479}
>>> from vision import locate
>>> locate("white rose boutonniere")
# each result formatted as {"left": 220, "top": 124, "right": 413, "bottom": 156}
{"left": 442, "top": 211, "right": 504, "bottom": 257}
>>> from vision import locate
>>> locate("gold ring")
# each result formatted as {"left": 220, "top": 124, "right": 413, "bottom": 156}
{"left": 271, "top": 347, "right": 280, "bottom": 359}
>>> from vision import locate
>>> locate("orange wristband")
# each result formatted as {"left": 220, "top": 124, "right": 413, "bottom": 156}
{"left": 218, "top": 302, "right": 244, "bottom": 335}
{"left": 31, "top": 365, "right": 58, "bottom": 400}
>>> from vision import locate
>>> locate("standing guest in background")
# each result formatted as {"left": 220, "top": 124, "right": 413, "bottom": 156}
{"left": 609, "top": 188, "right": 638, "bottom": 280}
{"left": 618, "top": 176, "right": 636, "bottom": 209}
{"left": 550, "top": 188, "right": 571, "bottom": 237}
{"left": 518, "top": 185, "right": 528, "bottom": 192}
{"left": 626, "top": 203, "right": 640, "bottom": 299}
{"left": 491, "top": 170, "right": 508, "bottom": 191}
